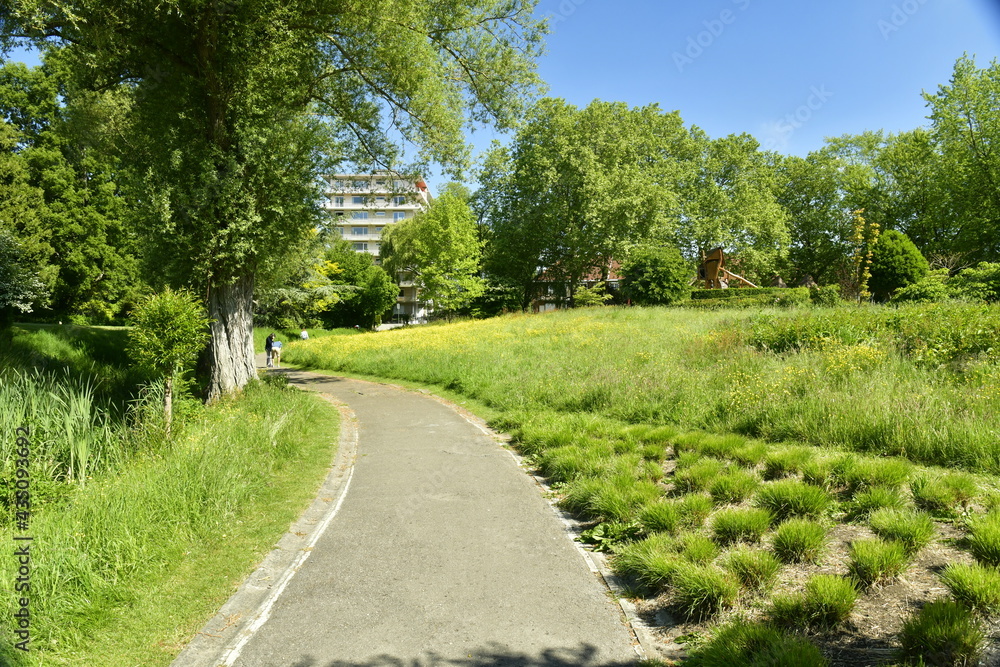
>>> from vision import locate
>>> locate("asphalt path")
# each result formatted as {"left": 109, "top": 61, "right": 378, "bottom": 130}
{"left": 175, "top": 365, "right": 641, "bottom": 667}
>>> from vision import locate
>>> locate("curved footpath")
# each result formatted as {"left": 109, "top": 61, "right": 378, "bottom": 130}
{"left": 173, "top": 363, "right": 643, "bottom": 667}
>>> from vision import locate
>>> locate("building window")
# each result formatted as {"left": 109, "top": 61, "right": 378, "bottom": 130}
{"left": 333, "top": 179, "right": 344, "bottom": 189}
{"left": 375, "top": 211, "right": 386, "bottom": 217}
{"left": 352, "top": 180, "right": 366, "bottom": 189}
{"left": 352, "top": 211, "right": 368, "bottom": 220}
{"left": 339, "top": 227, "right": 346, "bottom": 236}
{"left": 393, "top": 196, "right": 406, "bottom": 205}
{"left": 352, "top": 242, "right": 368, "bottom": 251}
{"left": 375, "top": 226, "right": 384, "bottom": 236}
{"left": 352, "top": 226, "right": 367, "bottom": 236}
{"left": 334, "top": 196, "right": 345, "bottom": 206}
{"left": 393, "top": 212, "right": 406, "bottom": 222}
{"left": 352, "top": 196, "right": 365, "bottom": 205}
{"left": 376, "top": 196, "right": 386, "bottom": 204}
{"left": 375, "top": 180, "right": 386, "bottom": 187}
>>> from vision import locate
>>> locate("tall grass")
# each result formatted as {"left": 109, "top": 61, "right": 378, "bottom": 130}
{"left": 0, "top": 381, "right": 337, "bottom": 664}
{"left": 284, "top": 304, "right": 1000, "bottom": 472}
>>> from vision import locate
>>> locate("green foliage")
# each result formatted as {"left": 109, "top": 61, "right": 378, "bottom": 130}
{"left": 674, "top": 457, "right": 727, "bottom": 493}
{"left": 620, "top": 245, "right": 692, "bottom": 306}
{"left": 911, "top": 474, "right": 979, "bottom": 515}
{"left": 638, "top": 500, "right": 683, "bottom": 535}
{"left": 848, "top": 538, "right": 909, "bottom": 587}
{"left": 844, "top": 457, "right": 912, "bottom": 493}
{"left": 898, "top": 600, "right": 984, "bottom": 667}
{"left": 891, "top": 270, "right": 954, "bottom": 304}
{"left": 676, "top": 532, "right": 721, "bottom": 564}
{"left": 0, "top": 227, "right": 46, "bottom": 324}
{"left": 763, "top": 446, "right": 815, "bottom": 480}
{"left": 722, "top": 547, "right": 782, "bottom": 593}
{"left": 754, "top": 480, "right": 832, "bottom": 523}
{"left": 572, "top": 282, "right": 613, "bottom": 307}
{"left": 809, "top": 285, "right": 842, "bottom": 307}
{"left": 771, "top": 574, "right": 857, "bottom": 630}
{"left": 710, "top": 508, "right": 773, "bottom": 546}
{"left": 688, "top": 622, "right": 828, "bottom": 667}
{"left": 127, "top": 289, "right": 211, "bottom": 378}
{"left": 940, "top": 563, "right": 1000, "bottom": 614}
{"left": 382, "top": 189, "right": 485, "bottom": 318}
{"left": 578, "top": 521, "right": 641, "bottom": 552}
{"left": 951, "top": 262, "right": 1000, "bottom": 302}
{"left": 869, "top": 230, "right": 930, "bottom": 301}
{"left": 772, "top": 518, "right": 828, "bottom": 564}
{"left": 670, "top": 563, "right": 739, "bottom": 620}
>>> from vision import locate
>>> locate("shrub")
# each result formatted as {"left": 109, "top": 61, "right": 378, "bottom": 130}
{"left": 620, "top": 245, "right": 692, "bottom": 306}
{"left": 950, "top": 261, "right": 1000, "bottom": 303}
{"left": 711, "top": 508, "right": 773, "bottom": 545}
{"left": 688, "top": 622, "right": 828, "bottom": 667}
{"left": 940, "top": 563, "right": 1000, "bottom": 614}
{"left": 891, "top": 272, "right": 953, "bottom": 304}
{"left": 771, "top": 574, "right": 857, "bottom": 629}
{"left": 845, "top": 487, "right": 907, "bottom": 521}
{"left": 755, "top": 480, "right": 832, "bottom": 523}
{"left": 709, "top": 470, "right": 760, "bottom": 505}
{"left": 868, "top": 508, "right": 935, "bottom": 555}
{"left": 810, "top": 284, "right": 841, "bottom": 307}
{"left": 869, "top": 229, "right": 930, "bottom": 301}
{"left": 848, "top": 539, "right": 909, "bottom": 587}
{"left": 638, "top": 500, "right": 683, "bottom": 535}
{"left": 898, "top": 599, "right": 984, "bottom": 667}
{"left": 772, "top": 519, "right": 828, "bottom": 564}
{"left": 676, "top": 532, "right": 720, "bottom": 564}
{"left": 967, "top": 513, "right": 1000, "bottom": 567}
{"left": 671, "top": 563, "right": 739, "bottom": 620}
{"left": 723, "top": 547, "right": 782, "bottom": 593}
{"left": 611, "top": 533, "right": 681, "bottom": 591}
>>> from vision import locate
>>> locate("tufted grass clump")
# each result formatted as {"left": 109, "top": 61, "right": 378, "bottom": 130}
{"left": 898, "top": 599, "right": 984, "bottom": 667}
{"left": 868, "top": 508, "right": 936, "bottom": 556}
{"left": 711, "top": 508, "right": 773, "bottom": 546}
{"left": 709, "top": 469, "right": 760, "bottom": 505}
{"left": 638, "top": 500, "right": 683, "bottom": 535}
{"left": 754, "top": 479, "right": 832, "bottom": 523}
{"left": 763, "top": 447, "right": 815, "bottom": 480}
{"left": 560, "top": 474, "right": 662, "bottom": 522}
{"left": 671, "top": 562, "right": 739, "bottom": 621}
{"left": 611, "top": 533, "right": 682, "bottom": 592}
{"left": 911, "top": 473, "right": 979, "bottom": 515}
{"left": 674, "top": 457, "right": 728, "bottom": 494}
{"left": 771, "top": 574, "right": 858, "bottom": 630}
{"left": 848, "top": 538, "right": 910, "bottom": 587}
{"left": 676, "top": 532, "right": 721, "bottom": 564}
{"left": 688, "top": 622, "right": 828, "bottom": 667}
{"left": 966, "top": 512, "right": 1000, "bottom": 567}
{"left": 772, "top": 518, "right": 828, "bottom": 564}
{"left": 801, "top": 458, "right": 835, "bottom": 489}
{"left": 677, "top": 493, "right": 714, "bottom": 530}
{"left": 940, "top": 562, "right": 1000, "bottom": 614}
{"left": 723, "top": 547, "right": 782, "bottom": 593}
{"left": 845, "top": 486, "right": 908, "bottom": 521}
{"left": 731, "top": 442, "right": 768, "bottom": 468}
{"left": 844, "top": 457, "right": 913, "bottom": 494}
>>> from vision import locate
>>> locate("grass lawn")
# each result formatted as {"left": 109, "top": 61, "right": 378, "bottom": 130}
{"left": 284, "top": 303, "right": 1000, "bottom": 666}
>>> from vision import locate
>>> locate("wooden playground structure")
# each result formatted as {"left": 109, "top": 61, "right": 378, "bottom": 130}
{"left": 696, "top": 248, "right": 758, "bottom": 289}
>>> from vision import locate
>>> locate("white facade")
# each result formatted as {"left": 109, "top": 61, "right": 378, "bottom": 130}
{"left": 322, "top": 173, "right": 430, "bottom": 259}
{"left": 323, "top": 173, "right": 432, "bottom": 323}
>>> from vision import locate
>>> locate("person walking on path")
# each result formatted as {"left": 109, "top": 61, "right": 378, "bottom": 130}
{"left": 264, "top": 333, "right": 275, "bottom": 368}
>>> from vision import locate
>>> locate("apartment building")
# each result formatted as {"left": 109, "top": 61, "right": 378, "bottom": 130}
{"left": 322, "top": 173, "right": 431, "bottom": 323}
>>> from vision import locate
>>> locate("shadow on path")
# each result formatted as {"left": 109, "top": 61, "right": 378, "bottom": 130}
{"left": 288, "top": 644, "right": 636, "bottom": 667}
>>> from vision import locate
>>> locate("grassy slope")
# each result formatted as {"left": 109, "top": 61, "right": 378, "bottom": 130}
{"left": 0, "top": 327, "right": 341, "bottom": 666}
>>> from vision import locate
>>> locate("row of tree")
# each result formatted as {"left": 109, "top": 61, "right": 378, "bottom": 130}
{"left": 3, "top": 10, "right": 1000, "bottom": 396}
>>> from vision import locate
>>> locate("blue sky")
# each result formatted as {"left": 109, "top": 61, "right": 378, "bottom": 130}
{"left": 6, "top": 1, "right": 1000, "bottom": 193}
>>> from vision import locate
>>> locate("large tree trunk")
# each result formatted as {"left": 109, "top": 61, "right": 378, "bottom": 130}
{"left": 206, "top": 273, "right": 256, "bottom": 401}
